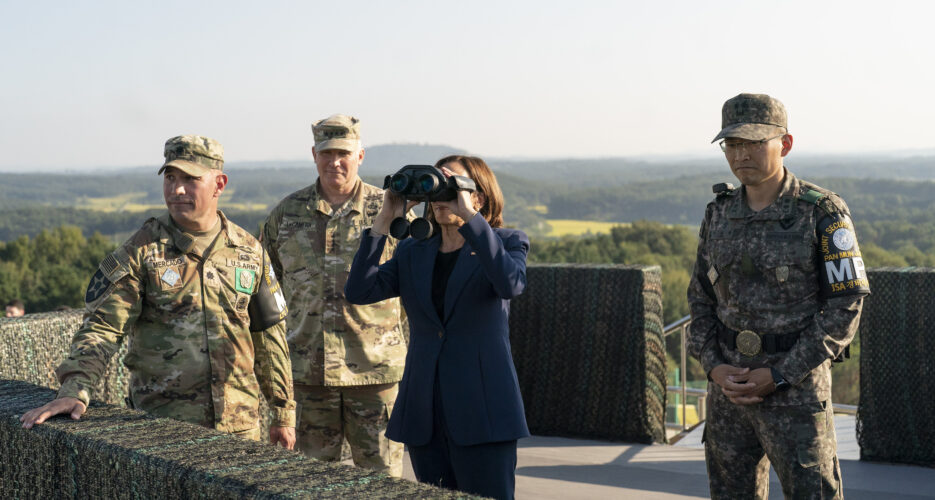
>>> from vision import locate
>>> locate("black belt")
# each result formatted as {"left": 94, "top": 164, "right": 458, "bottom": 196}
{"left": 718, "top": 327, "right": 800, "bottom": 356}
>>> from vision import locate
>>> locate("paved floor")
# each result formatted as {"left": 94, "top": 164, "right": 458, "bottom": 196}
{"left": 397, "top": 416, "right": 935, "bottom": 499}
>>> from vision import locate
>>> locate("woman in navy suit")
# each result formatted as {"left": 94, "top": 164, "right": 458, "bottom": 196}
{"left": 345, "top": 155, "right": 529, "bottom": 500}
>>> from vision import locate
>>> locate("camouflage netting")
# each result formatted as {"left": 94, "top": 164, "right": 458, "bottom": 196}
{"left": 0, "top": 310, "right": 276, "bottom": 435}
{"left": 0, "top": 310, "right": 129, "bottom": 405}
{"left": 0, "top": 380, "right": 476, "bottom": 499}
{"left": 857, "top": 268, "right": 935, "bottom": 467}
{"left": 509, "top": 264, "right": 667, "bottom": 444}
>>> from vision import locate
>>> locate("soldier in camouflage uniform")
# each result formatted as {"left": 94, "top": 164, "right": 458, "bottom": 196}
{"left": 21, "top": 135, "right": 297, "bottom": 449}
{"left": 688, "top": 94, "right": 870, "bottom": 499}
{"left": 262, "top": 115, "right": 407, "bottom": 475}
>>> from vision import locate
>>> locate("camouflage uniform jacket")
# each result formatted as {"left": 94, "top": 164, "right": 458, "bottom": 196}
{"left": 57, "top": 211, "right": 296, "bottom": 432}
{"left": 263, "top": 177, "right": 407, "bottom": 386}
{"left": 688, "top": 168, "right": 869, "bottom": 405}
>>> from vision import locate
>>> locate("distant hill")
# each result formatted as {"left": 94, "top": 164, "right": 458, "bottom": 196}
{"left": 489, "top": 154, "right": 935, "bottom": 186}
{"left": 4, "top": 141, "right": 934, "bottom": 183}
{"left": 1, "top": 142, "right": 934, "bottom": 242}
{"left": 490, "top": 158, "right": 719, "bottom": 187}
{"left": 543, "top": 173, "right": 935, "bottom": 226}
{"left": 787, "top": 154, "right": 935, "bottom": 181}
{"left": 229, "top": 143, "right": 470, "bottom": 179}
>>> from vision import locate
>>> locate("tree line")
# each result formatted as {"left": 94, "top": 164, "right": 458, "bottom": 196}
{"left": 2, "top": 217, "right": 904, "bottom": 405}
{"left": 3, "top": 212, "right": 931, "bottom": 317}
{"left": 526, "top": 220, "right": 874, "bottom": 404}
{"left": 4, "top": 170, "right": 934, "bottom": 243}
{"left": 0, "top": 227, "right": 114, "bottom": 313}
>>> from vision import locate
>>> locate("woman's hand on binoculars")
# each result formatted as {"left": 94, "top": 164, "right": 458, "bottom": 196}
{"left": 373, "top": 190, "right": 418, "bottom": 236}
{"left": 440, "top": 167, "right": 479, "bottom": 222}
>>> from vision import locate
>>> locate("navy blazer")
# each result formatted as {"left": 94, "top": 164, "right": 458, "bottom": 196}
{"left": 345, "top": 214, "right": 530, "bottom": 447}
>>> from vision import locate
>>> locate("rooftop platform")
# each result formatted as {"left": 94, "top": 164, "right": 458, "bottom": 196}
{"left": 399, "top": 416, "right": 935, "bottom": 499}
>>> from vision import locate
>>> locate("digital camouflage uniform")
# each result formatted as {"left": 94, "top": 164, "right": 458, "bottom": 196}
{"left": 56, "top": 135, "right": 296, "bottom": 439}
{"left": 688, "top": 168, "right": 869, "bottom": 499}
{"left": 263, "top": 177, "right": 407, "bottom": 475}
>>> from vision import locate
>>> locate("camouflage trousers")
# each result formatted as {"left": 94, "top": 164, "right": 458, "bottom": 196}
{"left": 160, "top": 407, "right": 262, "bottom": 442}
{"left": 294, "top": 382, "right": 403, "bottom": 477}
{"left": 231, "top": 426, "right": 261, "bottom": 442}
{"left": 703, "top": 389, "right": 842, "bottom": 499}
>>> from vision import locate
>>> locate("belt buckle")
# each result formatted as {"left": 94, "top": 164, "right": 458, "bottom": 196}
{"left": 736, "top": 330, "right": 762, "bottom": 357}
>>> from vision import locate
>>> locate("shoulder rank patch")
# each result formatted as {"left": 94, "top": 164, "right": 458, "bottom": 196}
{"left": 818, "top": 197, "right": 840, "bottom": 216}
{"left": 712, "top": 183, "right": 735, "bottom": 195}
{"left": 817, "top": 213, "right": 870, "bottom": 298}
{"left": 800, "top": 188, "right": 844, "bottom": 216}
{"left": 799, "top": 189, "right": 825, "bottom": 206}
{"left": 85, "top": 247, "right": 132, "bottom": 307}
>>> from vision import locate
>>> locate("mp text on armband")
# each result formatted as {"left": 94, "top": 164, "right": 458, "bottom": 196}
{"left": 817, "top": 214, "right": 870, "bottom": 298}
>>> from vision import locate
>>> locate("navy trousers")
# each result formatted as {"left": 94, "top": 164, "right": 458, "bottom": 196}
{"left": 407, "top": 377, "right": 518, "bottom": 500}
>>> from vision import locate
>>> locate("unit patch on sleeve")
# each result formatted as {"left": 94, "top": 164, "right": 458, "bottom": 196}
{"left": 85, "top": 269, "right": 112, "bottom": 304}
{"left": 85, "top": 247, "right": 132, "bottom": 308}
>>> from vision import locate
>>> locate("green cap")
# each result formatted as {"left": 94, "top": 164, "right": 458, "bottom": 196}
{"left": 712, "top": 93, "right": 788, "bottom": 143}
{"left": 312, "top": 114, "right": 361, "bottom": 152}
{"left": 158, "top": 135, "right": 224, "bottom": 176}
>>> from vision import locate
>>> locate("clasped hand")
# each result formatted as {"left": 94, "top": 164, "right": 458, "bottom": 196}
{"left": 710, "top": 365, "right": 776, "bottom": 405}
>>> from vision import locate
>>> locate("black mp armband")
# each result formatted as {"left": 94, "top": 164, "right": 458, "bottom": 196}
{"left": 248, "top": 254, "right": 288, "bottom": 331}
{"left": 817, "top": 213, "right": 870, "bottom": 298}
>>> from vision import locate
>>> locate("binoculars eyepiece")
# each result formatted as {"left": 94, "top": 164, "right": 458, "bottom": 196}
{"left": 384, "top": 165, "right": 476, "bottom": 202}
{"left": 383, "top": 165, "right": 477, "bottom": 240}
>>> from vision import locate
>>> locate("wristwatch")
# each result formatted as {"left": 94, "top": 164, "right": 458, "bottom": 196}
{"left": 770, "top": 367, "right": 791, "bottom": 392}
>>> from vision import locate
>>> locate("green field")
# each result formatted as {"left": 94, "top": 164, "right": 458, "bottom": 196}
{"left": 76, "top": 192, "right": 153, "bottom": 212}
{"left": 75, "top": 189, "right": 268, "bottom": 213}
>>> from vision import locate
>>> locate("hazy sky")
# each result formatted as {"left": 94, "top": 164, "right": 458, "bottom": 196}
{"left": 1, "top": 0, "right": 933, "bottom": 170}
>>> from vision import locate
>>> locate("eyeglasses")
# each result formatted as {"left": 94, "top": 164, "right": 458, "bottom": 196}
{"left": 718, "top": 135, "right": 784, "bottom": 153}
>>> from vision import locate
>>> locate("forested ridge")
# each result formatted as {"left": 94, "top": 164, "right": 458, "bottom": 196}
{"left": 3, "top": 150, "right": 931, "bottom": 406}
{"left": 4, "top": 172, "right": 935, "bottom": 242}
{"left": 0, "top": 149, "right": 935, "bottom": 403}
{"left": 3, "top": 153, "right": 934, "bottom": 315}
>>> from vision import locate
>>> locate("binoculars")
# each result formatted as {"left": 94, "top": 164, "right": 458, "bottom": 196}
{"left": 383, "top": 165, "right": 477, "bottom": 240}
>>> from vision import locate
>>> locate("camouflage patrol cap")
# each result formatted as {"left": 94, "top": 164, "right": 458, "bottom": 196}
{"left": 712, "top": 93, "right": 788, "bottom": 143}
{"left": 312, "top": 114, "right": 361, "bottom": 152}
{"left": 158, "top": 135, "right": 225, "bottom": 176}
